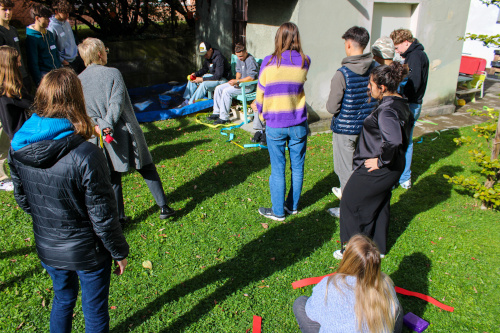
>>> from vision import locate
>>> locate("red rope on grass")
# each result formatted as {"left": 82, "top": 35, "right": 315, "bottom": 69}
{"left": 292, "top": 273, "right": 454, "bottom": 312}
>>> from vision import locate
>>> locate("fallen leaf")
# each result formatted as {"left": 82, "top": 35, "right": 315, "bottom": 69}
{"left": 431, "top": 241, "right": 436, "bottom": 244}
{"left": 243, "top": 293, "right": 249, "bottom": 297}
{"left": 261, "top": 223, "right": 269, "bottom": 229}
{"left": 194, "top": 185, "right": 197, "bottom": 190}
{"left": 217, "top": 248, "right": 222, "bottom": 253}
{"left": 473, "top": 286, "right": 478, "bottom": 293}
{"left": 141, "top": 234, "right": 147, "bottom": 240}
{"left": 16, "top": 322, "right": 24, "bottom": 330}
{"left": 42, "top": 299, "right": 45, "bottom": 307}
{"left": 471, "top": 257, "right": 477, "bottom": 260}
{"left": 247, "top": 198, "right": 252, "bottom": 202}
{"left": 111, "top": 306, "right": 117, "bottom": 310}
{"left": 270, "top": 257, "right": 275, "bottom": 261}
{"left": 23, "top": 238, "right": 30, "bottom": 242}
{"left": 142, "top": 260, "right": 153, "bottom": 270}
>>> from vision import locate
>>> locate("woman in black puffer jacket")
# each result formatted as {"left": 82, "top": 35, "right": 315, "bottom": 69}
{"left": 9, "top": 68, "right": 129, "bottom": 333}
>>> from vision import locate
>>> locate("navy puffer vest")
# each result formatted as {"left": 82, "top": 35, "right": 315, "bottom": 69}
{"left": 331, "top": 63, "right": 378, "bottom": 135}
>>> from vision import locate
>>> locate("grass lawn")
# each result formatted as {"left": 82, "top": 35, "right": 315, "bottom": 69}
{"left": 0, "top": 116, "right": 498, "bottom": 332}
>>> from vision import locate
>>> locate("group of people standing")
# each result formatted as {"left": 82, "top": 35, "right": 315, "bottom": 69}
{"left": 0, "top": 0, "right": 429, "bottom": 329}
{"left": 251, "top": 23, "right": 427, "bottom": 332}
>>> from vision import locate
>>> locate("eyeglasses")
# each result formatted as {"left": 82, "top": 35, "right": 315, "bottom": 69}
{"left": 105, "top": 47, "right": 109, "bottom": 54}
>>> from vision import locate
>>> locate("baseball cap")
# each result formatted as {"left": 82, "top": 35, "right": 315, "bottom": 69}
{"left": 372, "top": 36, "right": 395, "bottom": 60}
{"left": 199, "top": 42, "right": 212, "bottom": 56}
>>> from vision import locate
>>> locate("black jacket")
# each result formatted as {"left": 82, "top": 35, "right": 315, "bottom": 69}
{"left": 8, "top": 134, "right": 129, "bottom": 271}
{"left": 353, "top": 96, "right": 414, "bottom": 173}
{"left": 0, "top": 92, "right": 32, "bottom": 139}
{"left": 401, "top": 40, "right": 429, "bottom": 104}
{"left": 195, "top": 49, "right": 231, "bottom": 81}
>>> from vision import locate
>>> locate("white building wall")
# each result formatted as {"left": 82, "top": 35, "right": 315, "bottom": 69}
{"left": 462, "top": 0, "right": 500, "bottom": 67}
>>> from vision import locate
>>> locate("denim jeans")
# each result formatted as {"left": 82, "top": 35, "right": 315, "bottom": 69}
{"left": 41, "top": 259, "right": 112, "bottom": 333}
{"left": 399, "top": 103, "right": 422, "bottom": 184}
{"left": 266, "top": 121, "right": 308, "bottom": 216}
{"left": 182, "top": 74, "right": 227, "bottom": 104}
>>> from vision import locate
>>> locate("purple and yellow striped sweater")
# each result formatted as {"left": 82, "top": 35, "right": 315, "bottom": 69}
{"left": 256, "top": 50, "right": 311, "bottom": 128}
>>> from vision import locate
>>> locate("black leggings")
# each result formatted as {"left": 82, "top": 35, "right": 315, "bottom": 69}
{"left": 110, "top": 163, "right": 167, "bottom": 219}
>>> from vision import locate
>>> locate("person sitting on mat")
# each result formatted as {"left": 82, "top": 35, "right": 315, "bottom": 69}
{"left": 182, "top": 41, "right": 231, "bottom": 106}
{"left": 207, "top": 43, "right": 259, "bottom": 125}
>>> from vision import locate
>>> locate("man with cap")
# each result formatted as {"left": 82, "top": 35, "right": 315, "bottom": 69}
{"left": 182, "top": 41, "right": 231, "bottom": 105}
{"left": 371, "top": 36, "right": 395, "bottom": 66}
{"left": 372, "top": 36, "right": 408, "bottom": 95}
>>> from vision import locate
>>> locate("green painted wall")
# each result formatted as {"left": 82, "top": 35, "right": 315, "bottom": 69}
{"left": 198, "top": 0, "right": 472, "bottom": 119}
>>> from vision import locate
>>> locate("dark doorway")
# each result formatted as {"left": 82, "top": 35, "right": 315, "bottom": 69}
{"left": 232, "top": 0, "right": 248, "bottom": 50}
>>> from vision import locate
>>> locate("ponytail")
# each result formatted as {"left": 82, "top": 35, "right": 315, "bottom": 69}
{"left": 370, "top": 62, "right": 409, "bottom": 93}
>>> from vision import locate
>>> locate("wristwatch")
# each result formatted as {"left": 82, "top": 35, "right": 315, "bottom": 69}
{"left": 236, "top": 80, "right": 240, "bottom": 85}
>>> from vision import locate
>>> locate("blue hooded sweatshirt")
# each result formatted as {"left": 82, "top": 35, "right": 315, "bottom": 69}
{"left": 25, "top": 25, "right": 62, "bottom": 85}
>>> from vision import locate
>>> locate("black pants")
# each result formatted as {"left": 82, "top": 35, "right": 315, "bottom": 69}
{"left": 340, "top": 165, "right": 402, "bottom": 254}
{"left": 110, "top": 163, "right": 167, "bottom": 220}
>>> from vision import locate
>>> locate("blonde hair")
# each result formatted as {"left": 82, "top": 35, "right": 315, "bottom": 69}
{"left": 390, "top": 29, "right": 415, "bottom": 45}
{"left": 35, "top": 68, "right": 94, "bottom": 140}
{"left": 0, "top": 46, "right": 23, "bottom": 98}
{"left": 328, "top": 235, "right": 398, "bottom": 333}
{"left": 78, "top": 37, "right": 106, "bottom": 67}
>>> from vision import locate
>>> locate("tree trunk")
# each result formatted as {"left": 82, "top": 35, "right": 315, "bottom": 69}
{"left": 482, "top": 114, "right": 500, "bottom": 209}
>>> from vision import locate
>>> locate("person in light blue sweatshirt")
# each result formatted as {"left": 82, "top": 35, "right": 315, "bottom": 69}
{"left": 48, "top": 0, "right": 83, "bottom": 73}
{"left": 25, "top": 3, "right": 61, "bottom": 86}
{"left": 293, "top": 235, "right": 403, "bottom": 333}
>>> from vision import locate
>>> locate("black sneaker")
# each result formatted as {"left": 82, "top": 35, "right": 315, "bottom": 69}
{"left": 214, "top": 118, "right": 230, "bottom": 125}
{"left": 251, "top": 131, "right": 262, "bottom": 143}
{"left": 207, "top": 114, "right": 219, "bottom": 121}
{"left": 260, "top": 132, "right": 267, "bottom": 146}
{"left": 160, "top": 205, "right": 176, "bottom": 219}
{"left": 258, "top": 207, "right": 285, "bottom": 221}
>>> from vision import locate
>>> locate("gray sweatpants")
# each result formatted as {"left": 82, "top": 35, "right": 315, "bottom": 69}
{"left": 212, "top": 83, "right": 242, "bottom": 120}
{"left": 332, "top": 132, "right": 359, "bottom": 192}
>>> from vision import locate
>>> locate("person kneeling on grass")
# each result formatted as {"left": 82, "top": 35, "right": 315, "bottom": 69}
{"left": 293, "top": 234, "right": 403, "bottom": 333}
{"left": 9, "top": 68, "right": 129, "bottom": 332}
{"left": 207, "top": 43, "right": 259, "bottom": 125}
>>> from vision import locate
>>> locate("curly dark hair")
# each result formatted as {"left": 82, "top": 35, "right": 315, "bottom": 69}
{"left": 370, "top": 62, "right": 409, "bottom": 93}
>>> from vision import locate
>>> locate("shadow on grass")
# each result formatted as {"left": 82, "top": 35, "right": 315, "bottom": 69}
{"left": 300, "top": 171, "right": 338, "bottom": 210}
{"left": 388, "top": 165, "right": 463, "bottom": 254}
{"left": 166, "top": 149, "right": 269, "bottom": 220}
{"left": 0, "top": 245, "right": 35, "bottom": 260}
{"left": 149, "top": 139, "right": 212, "bottom": 160}
{"left": 0, "top": 264, "right": 43, "bottom": 292}
{"left": 141, "top": 118, "right": 206, "bottom": 146}
{"left": 390, "top": 253, "right": 431, "bottom": 320}
{"left": 111, "top": 208, "right": 335, "bottom": 332}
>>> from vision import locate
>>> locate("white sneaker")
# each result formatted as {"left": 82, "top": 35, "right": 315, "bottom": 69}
{"left": 0, "top": 181, "right": 14, "bottom": 191}
{"left": 400, "top": 179, "right": 411, "bottom": 189}
{"left": 331, "top": 187, "right": 342, "bottom": 199}
{"left": 333, "top": 250, "right": 344, "bottom": 260}
{"left": 284, "top": 206, "right": 298, "bottom": 215}
{"left": 327, "top": 207, "right": 340, "bottom": 218}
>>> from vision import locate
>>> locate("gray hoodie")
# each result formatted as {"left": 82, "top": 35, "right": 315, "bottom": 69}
{"left": 47, "top": 16, "right": 78, "bottom": 62}
{"left": 326, "top": 53, "right": 375, "bottom": 116}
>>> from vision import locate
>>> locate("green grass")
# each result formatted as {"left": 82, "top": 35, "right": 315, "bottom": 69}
{"left": 0, "top": 116, "right": 498, "bottom": 332}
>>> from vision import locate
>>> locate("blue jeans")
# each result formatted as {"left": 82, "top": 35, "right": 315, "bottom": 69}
{"left": 182, "top": 74, "right": 227, "bottom": 104}
{"left": 400, "top": 103, "right": 422, "bottom": 184}
{"left": 266, "top": 121, "right": 308, "bottom": 216}
{"left": 41, "top": 259, "right": 112, "bottom": 333}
